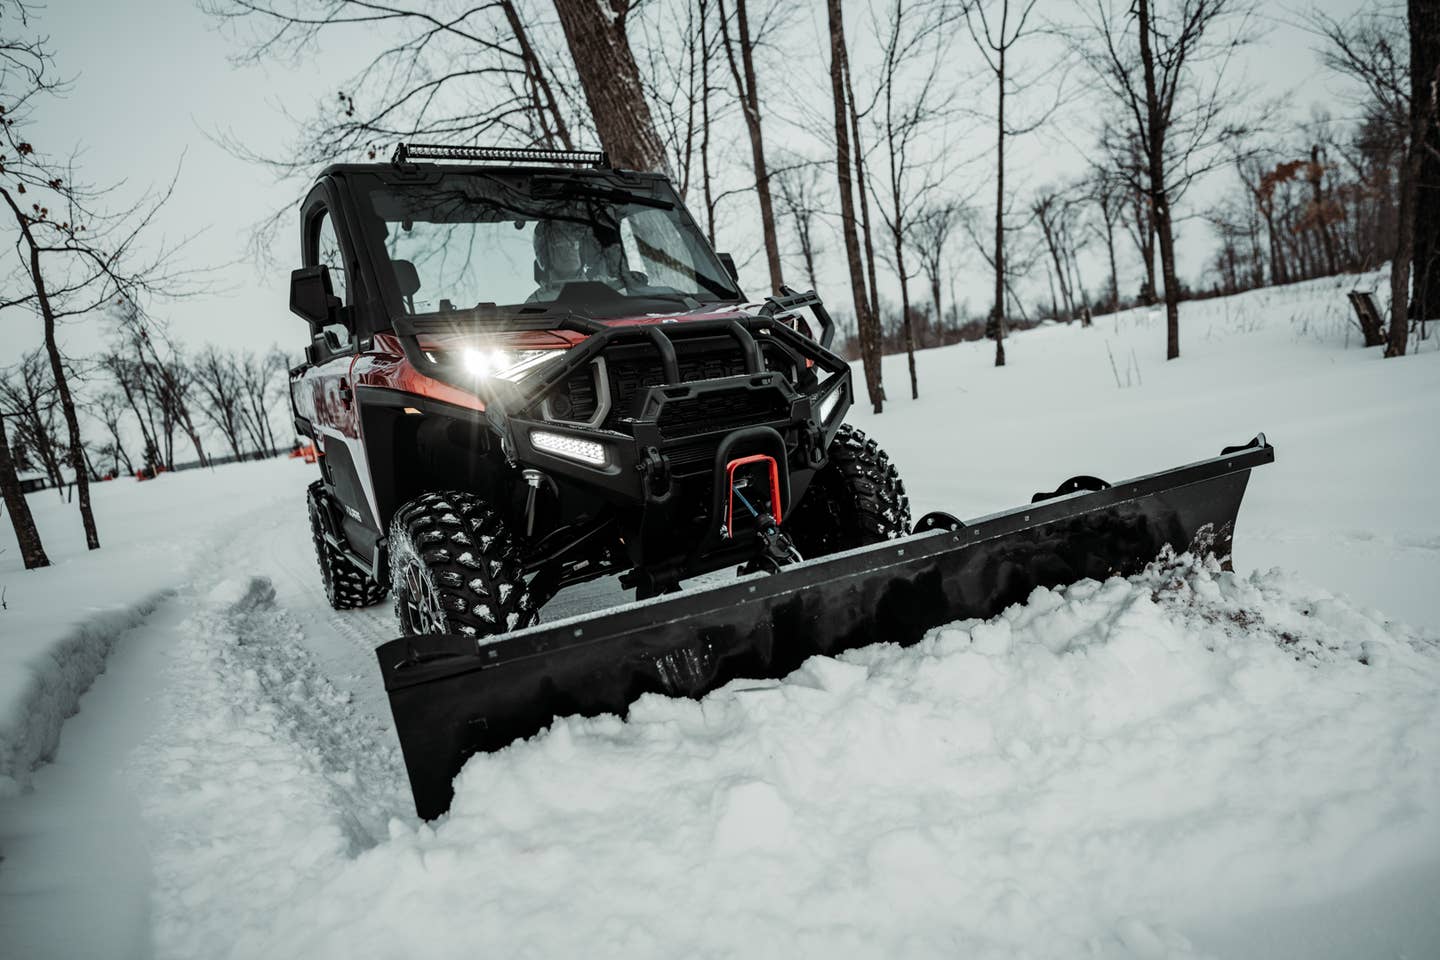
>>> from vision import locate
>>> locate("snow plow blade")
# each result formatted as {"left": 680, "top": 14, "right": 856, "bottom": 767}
{"left": 379, "top": 435, "right": 1274, "bottom": 819}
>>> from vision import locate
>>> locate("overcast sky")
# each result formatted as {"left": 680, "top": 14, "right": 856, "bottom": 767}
{"left": 12, "top": 0, "right": 1371, "bottom": 364}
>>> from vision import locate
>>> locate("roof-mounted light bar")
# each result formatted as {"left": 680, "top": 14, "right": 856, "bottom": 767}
{"left": 391, "top": 143, "right": 611, "bottom": 169}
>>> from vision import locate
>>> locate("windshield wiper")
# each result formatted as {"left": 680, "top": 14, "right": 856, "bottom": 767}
{"left": 532, "top": 177, "right": 675, "bottom": 210}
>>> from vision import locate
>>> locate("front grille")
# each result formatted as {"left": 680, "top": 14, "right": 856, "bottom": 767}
{"left": 657, "top": 388, "right": 790, "bottom": 439}
{"left": 600, "top": 336, "right": 795, "bottom": 429}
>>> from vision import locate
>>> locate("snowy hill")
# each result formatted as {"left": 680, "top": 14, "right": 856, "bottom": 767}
{"left": 1, "top": 272, "right": 1438, "bottom": 959}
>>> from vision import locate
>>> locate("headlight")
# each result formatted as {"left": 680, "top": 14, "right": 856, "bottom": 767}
{"left": 817, "top": 384, "right": 844, "bottom": 423}
{"left": 459, "top": 347, "right": 564, "bottom": 382}
{"left": 530, "top": 429, "right": 607, "bottom": 466}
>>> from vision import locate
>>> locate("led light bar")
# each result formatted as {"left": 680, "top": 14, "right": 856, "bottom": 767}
{"left": 530, "top": 430, "right": 607, "bottom": 467}
{"left": 392, "top": 143, "right": 610, "bottom": 168}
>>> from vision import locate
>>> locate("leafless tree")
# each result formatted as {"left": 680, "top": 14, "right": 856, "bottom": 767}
{"left": 717, "top": 0, "right": 783, "bottom": 293}
{"left": 1077, "top": 0, "right": 1258, "bottom": 360}
{"left": 93, "top": 392, "right": 134, "bottom": 476}
{"left": 1, "top": 1, "right": 198, "bottom": 549}
{"left": 204, "top": 2, "right": 575, "bottom": 161}
{"left": 870, "top": 0, "right": 960, "bottom": 399}
{"left": 1310, "top": 1, "right": 1437, "bottom": 355}
{"left": 1086, "top": 165, "right": 1125, "bottom": 311}
{"left": 0, "top": 351, "right": 65, "bottom": 492}
{"left": 908, "top": 201, "right": 962, "bottom": 341}
{"left": 111, "top": 300, "right": 210, "bottom": 468}
{"left": 827, "top": 0, "right": 884, "bottom": 413}
{"left": 235, "top": 348, "right": 289, "bottom": 457}
{"left": 772, "top": 156, "right": 827, "bottom": 291}
{"left": 190, "top": 346, "right": 249, "bottom": 458}
{"left": 1032, "top": 187, "right": 1084, "bottom": 320}
{"left": 552, "top": 0, "right": 670, "bottom": 171}
{"left": 966, "top": 0, "right": 1063, "bottom": 366}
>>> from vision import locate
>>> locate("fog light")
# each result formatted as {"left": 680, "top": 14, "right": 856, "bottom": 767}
{"left": 531, "top": 430, "right": 607, "bottom": 466}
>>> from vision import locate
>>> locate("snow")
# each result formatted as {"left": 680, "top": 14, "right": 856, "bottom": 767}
{"left": 2, "top": 272, "right": 1439, "bottom": 958}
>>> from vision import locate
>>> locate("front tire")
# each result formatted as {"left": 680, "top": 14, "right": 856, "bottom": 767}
{"left": 307, "top": 481, "right": 388, "bottom": 610}
{"left": 388, "top": 491, "right": 539, "bottom": 639}
{"left": 785, "top": 424, "right": 911, "bottom": 557}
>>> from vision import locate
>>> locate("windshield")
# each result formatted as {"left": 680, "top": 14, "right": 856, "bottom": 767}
{"left": 349, "top": 172, "right": 741, "bottom": 322}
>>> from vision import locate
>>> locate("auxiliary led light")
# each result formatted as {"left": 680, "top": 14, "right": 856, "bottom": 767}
{"left": 531, "top": 430, "right": 607, "bottom": 466}
{"left": 817, "top": 385, "right": 843, "bottom": 423}
{"left": 460, "top": 347, "right": 563, "bottom": 382}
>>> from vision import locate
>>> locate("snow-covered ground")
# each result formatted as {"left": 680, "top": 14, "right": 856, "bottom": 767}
{"left": 1, "top": 272, "right": 1438, "bottom": 959}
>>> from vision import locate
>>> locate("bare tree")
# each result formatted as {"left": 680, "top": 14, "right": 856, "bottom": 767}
{"left": 190, "top": 346, "right": 249, "bottom": 458}
{"left": 717, "top": 0, "right": 783, "bottom": 293}
{"left": 1, "top": 2, "right": 197, "bottom": 549}
{"left": 772, "top": 157, "right": 827, "bottom": 290}
{"left": 1312, "top": 2, "right": 1438, "bottom": 355}
{"left": 909, "top": 201, "right": 962, "bottom": 340}
{"left": 827, "top": 0, "right": 884, "bottom": 413}
{"left": 0, "top": 352, "right": 65, "bottom": 492}
{"left": 1078, "top": 0, "right": 1258, "bottom": 360}
{"left": 205, "top": 2, "right": 574, "bottom": 159}
{"left": 93, "top": 392, "right": 134, "bottom": 476}
{"left": 235, "top": 348, "right": 289, "bottom": 458}
{"left": 552, "top": 0, "right": 670, "bottom": 171}
{"left": 1087, "top": 166, "right": 1125, "bottom": 311}
{"left": 1032, "top": 187, "right": 1081, "bottom": 320}
{"left": 966, "top": 0, "right": 1061, "bottom": 366}
{"left": 871, "top": 0, "right": 959, "bottom": 399}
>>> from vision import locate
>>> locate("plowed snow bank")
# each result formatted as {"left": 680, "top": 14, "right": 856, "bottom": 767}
{"left": 180, "top": 556, "right": 1438, "bottom": 959}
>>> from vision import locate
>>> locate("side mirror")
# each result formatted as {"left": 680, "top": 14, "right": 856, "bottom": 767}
{"left": 718, "top": 252, "right": 740, "bottom": 283}
{"left": 290, "top": 265, "right": 340, "bottom": 328}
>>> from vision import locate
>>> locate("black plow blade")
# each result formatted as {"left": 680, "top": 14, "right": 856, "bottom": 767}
{"left": 379, "top": 436, "right": 1274, "bottom": 819}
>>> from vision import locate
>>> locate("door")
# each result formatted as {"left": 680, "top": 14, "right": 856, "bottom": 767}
{"left": 297, "top": 192, "right": 382, "bottom": 538}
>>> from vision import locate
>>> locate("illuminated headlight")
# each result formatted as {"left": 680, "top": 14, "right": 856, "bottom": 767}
{"left": 817, "top": 385, "right": 843, "bottom": 423}
{"left": 530, "top": 430, "right": 607, "bottom": 466}
{"left": 460, "top": 347, "right": 562, "bottom": 382}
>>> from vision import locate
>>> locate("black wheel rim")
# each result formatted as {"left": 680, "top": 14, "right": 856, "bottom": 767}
{"left": 399, "top": 559, "right": 446, "bottom": 635}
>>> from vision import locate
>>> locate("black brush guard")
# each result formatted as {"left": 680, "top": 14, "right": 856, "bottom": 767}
{"left": 379, "top": 435, "right": 1275, "bottom": 819}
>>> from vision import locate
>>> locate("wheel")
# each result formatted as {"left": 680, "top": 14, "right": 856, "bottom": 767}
{"left": 388, "top": 490, "right": 539, "bottom": 639}
{"left": 307, "top": 480, "right": 388, "bottom": 610}
{"left": 785, "top": 424, "right": 911, "bottom": 557}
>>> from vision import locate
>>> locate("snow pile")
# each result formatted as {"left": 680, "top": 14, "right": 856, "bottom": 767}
{"left": 161, "top": 555, "right": 1438, "bottom": 960}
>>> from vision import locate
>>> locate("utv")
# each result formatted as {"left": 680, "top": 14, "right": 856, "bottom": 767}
{"left": 290, "top": 143, "right": 909, "bottom": 639}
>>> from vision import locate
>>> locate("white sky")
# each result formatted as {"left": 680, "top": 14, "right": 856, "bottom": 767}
{"left": 12, "top": 0, "right": 1371, "bottom": 364}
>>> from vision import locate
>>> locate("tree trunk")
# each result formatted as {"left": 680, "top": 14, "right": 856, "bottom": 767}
{"left": 827, "top": 0, "right": 883, "bottom": 413}
{"left": 1104, "top": 215, "right": 1119, "bottom": 311}
{"left": 895, "top": 236, "right": 918, "bottom": 399}
{"left": 699, "top": 0, "right": 717, "bottom": 244}
{"left": 719, "top": 0, "right": 784, "bottom": 294}
{"left": 552, "top": 0, "right": 669, "bottom": 173}
{"left": 1412, "top": 0, "right": 1440, "bottom": 325}
{"left": 993, "top": 44, "right": 1007, "bottom": 367}
{"left": 0, "top": 412, "right": 49, "bottom": 569}
{"left": 1136, "top": 0, "right": 1181, "bottom": 360}
{"left": 846, "top": 59, "right": 883, "bottom": 344}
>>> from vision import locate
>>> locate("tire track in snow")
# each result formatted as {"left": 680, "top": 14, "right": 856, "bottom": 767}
{"left": 128, "top": 500, "right": 416, "bottom": 960}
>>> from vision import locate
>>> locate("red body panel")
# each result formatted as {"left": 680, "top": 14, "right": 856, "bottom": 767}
{"left": 339, "top": 307, "right": 758, "bottom": 410}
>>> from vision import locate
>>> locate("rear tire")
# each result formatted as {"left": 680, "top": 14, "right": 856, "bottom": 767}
{"left": 388, "top": 491, "right": 539, "bottom": 639}
{"left": 308, "top": 480, "right": 388, "bottom": 610}
{"left": 785, "top": 424, "right": 911, "bottom": 557}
